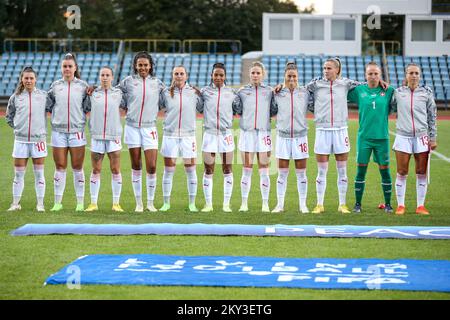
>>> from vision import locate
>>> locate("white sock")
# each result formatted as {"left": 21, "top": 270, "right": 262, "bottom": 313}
{"left": 336, "top": 160, "right": 348, "bottom": 206}
{"left": 416, "top": 174, "right": 427, "bottom": 207}
{"left": 89, "top": 173, "right": 101, "bottom": 204}
{"left": 111, "top": 173, "right": 122, "bottom": 205}
{"left": 146, "top": 173, "right": 157, "bottom": 206}
{"left": 162, "top": 166, "right": 175, "bottom": 204}
{"left": 241, "top": 167, "right": 253, "bottom": 205}
{"left": 73, "top": 169, "right": 85, "bottom": 205}
{"left": 296, "top": 168, "right": 308, "bottom": 209}
{"left": 131, "top": 169, "right": 142, "bottom": 206}
{"left": 185, "top": 166, "right": 198, "bottom": 204}
{"left": 395, "top": 174, "right": 407, "bottom": 206}
{"left": 203, "top": 173, "right": 213, "bottom": 206}
{"left": 316, "top": 162, "right": 328, "bottom": 206}
{"left": 276, "top": 168, "right": 289, "bottom": 208}
{"left": 260, "top": 168, "right": 270, "bottom": 206}
{"left": 12, "top": 166, "right": 26, "bottom": 205}
{"left": 33, "top": 165, "right": 45, "bottom": 206}
{"left": 223, "top": 172, "right": 233, "bottom": 206}
{"left": 54, "top": 169, "right": 66, "bottom": 204}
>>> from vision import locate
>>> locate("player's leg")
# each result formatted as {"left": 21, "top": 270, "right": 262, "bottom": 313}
{"left": 273, "top": 158, "right": 289, "bottom": 213}
{"left": 50, "top": 132, "right": 69, "bottom": 211}
{"left": 353, "top": 139, "right": 371, "bottom": 213}
{"left": 373, "top": 139, "right": 393, "bottom": 213}
{"left": 239, "top": 151, "right": 254, "bottom": 212}
{"left": 257, "top": 151, "right": 271, "bottom": 212}
{"left": 85, "top": 148, "right": 104, "bottom": 212}
{"left": 8, "top": 148, "right": 28, "bottom": 211}
{"left": 144, "top": 149, "right": 158, "bottom": 212}
{"left": 30, "top": 141, "right": 47, "bottom": 212}
{"left": 334, "top": 128, "right": 351, "bottom": 213}
{"left": 108, "top": 149, "right": 123, "bottom": 212}
{"left": 414, "top": 151, "right": 429, "bottom": 214}
{"left": 69, "top": 145, "right": 86, "bottom": 211}
{"left": 392, "top": 135, "right": 413, "bottom": 214}
{"left": 221, "top": 151, "right": 234, "bottom": 212}
{"left": 202, "top": 151, "right": 215, "bottom": 212}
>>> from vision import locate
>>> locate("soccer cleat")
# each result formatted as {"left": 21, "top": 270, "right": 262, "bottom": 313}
{"left": 201, "top": 205, "right": 213, "bottom": 213}
{"left": 146, "top": 204, "right": 158, "bottom": 212}
{"left": 189, "top": 203, "right": 198, "bottom": 212}
{"left": 338, "top": 205, "right": 351, "bottom": 214}
{"left": 239, "top": 204, "right": 248, "bottom": 212}
{"left": 271, "top": 206, "right": 284, "bottom": 213}
{"left": 378, "top": 203, "right": 386, "bottom": 210}
{"left": 159, "top": 203, "right": 171, "bottom": 212}
{"left": 222, "top": 204, "right": 232, "bottom": 213}
{"left": 416, "top": 206, "right": 429, "bottom": 215}
{"left": 384, "top": 204, "right": 393, "bottom": 214}
{"left": 112, "top": 204, "right": 124, "bottom": 212}
{"left": 36, "top": 204, "right": 45, "bottom": 212}
{"left": 135, "top": 204, "right": 144, "bottom": 213}
{"left": 352, "top": 203, "right": 362, "bottom": 213}
{"left": 75, "top": 204, "right": 84, "bottom": 212}
{"left": 312, "top": 205, "right": 325, "bottom": 214}
{"left": 262, "top": 204, "right": 270, "bottom": 213}
{"left": 50, "top": 203, "right": 63, "bottom": 212}
{"left": 7, "top": 204, "right": 21, "bottom": 211}
{"left": 395, "top": 205, "right": 406, "bottom": 215}
{"left": 299, "top": 206, "right": 310, "bottom": 214}
{"left": 84, "top": 204, "right": 98, "bottom": 212}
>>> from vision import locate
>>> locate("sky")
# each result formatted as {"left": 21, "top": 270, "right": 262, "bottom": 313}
{"left": 294, "top": 0, "right": 333, "bottom": 14}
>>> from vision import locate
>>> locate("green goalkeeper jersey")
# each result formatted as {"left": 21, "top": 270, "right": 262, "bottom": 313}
{"left": 348, "top": 85, "right": 394, "bottom": 140}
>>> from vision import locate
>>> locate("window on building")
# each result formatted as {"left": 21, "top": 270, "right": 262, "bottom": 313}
{"left": 331, "top": 19, "right": 355, "bottom": 41}
{"left": 300, "top": 19, "right": 324, "bottom": 40}
{"left": 269, "top": 19, "right": 293, "bottom": 40}
{"left": 411, "top": 20, "right": 436, "bottom": 41}
{"left": 444, "top": 20, "right": 450, "bottom": 41}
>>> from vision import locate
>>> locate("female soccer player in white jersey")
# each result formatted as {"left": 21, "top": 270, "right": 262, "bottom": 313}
{"left": 235, "top": 62, "right": 277, "bottom": 212}
{"left": 198, "top": 63, "right": 241, "bottom": 212}
{"left": 118, "top": 52, "right": 165, "bottom": 212}
{"left": 391, "top": 63, "right": 437, "bottom": 215}
{"left": 84, "top": 67, "right": 124, "bottom": 212}
{"left": 271, "top": 62, "right": 311, "bottom": 213}
{"left": 6, "top": 67, "right": 47, "bottom": 212}
{"left": 46, "top": 53, "right": 89, "bottom": 212}
{"left": 159, "top": 65, "right": 203, "bottom": 212}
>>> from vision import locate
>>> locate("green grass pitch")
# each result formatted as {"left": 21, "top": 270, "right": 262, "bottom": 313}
{"left": 1, "top": 117, "right": 449, "bottom": 299}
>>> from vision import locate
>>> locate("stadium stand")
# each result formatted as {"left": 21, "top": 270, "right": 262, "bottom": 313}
{"left": 0, "top": 48, "right": 448, "bottom": 103}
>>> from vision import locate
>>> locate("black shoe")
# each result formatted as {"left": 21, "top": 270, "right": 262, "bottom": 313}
{"left": 353, "top": 203, "right": 362, "bottom": 213}
{"left": 384, "top": 204, "right": 393, "bottom": 214}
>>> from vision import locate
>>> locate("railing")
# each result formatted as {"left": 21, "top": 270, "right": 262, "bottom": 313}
{"left": 3, "top": 38, "right": 122, "bottom": 53}
{"left": 367, "top": 40, "right": 402, "bottom": 56}
{"left": 124, "top": 39, "right": 182, "bottom": 53}
{"left": 182, "top": 39, "right": 241, "bottom": 54}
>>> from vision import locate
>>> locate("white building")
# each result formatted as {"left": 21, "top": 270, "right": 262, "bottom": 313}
{"left": 263, "top": 0, "right": 450, "bottom": 56}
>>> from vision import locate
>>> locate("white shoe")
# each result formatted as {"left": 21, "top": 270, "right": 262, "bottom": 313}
{"left": 201, "top": 205, "right": 214, "bottom": 213}
{"left": 239, "top": 204, "right": 248, "bottom": 212}
{"left": 146, "top": 204, "right": 158, "bottom": 212}
{"left": 135, "top": 204, "right": 144, "bottom": 213}
{"left": 262, "top": 204, "right": 270, "bottom": 213}
{"left": 7, "top": 204, "right": 21, "bottom": 211}
{"left": 222, "top": 204, "right": 232, "bottom": 213}
{"left": 300, "top": 206, "right": 310, "bottom": 214}
{"left": 271, "top": 206, "right": 284, "bottom": 213}
{"left": 36, "top": 204, "right": 45, "bottom": 212}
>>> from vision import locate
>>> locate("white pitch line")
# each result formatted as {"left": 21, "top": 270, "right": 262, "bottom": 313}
{"left": 389, "top": 130, "right": 450, "bottom": 163}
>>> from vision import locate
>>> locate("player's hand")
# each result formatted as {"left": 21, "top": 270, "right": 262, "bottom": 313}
{"left": 86, "top": 86, "right": 96, "bottom": 96}
{"left": 380, "top": 80, "right": 389, "bottom": 90}
{"left": 273, "top": 84, "right": 283, "bottom": 94}
{"left": 429, "top": 141, "right": 437, "bottom": 150}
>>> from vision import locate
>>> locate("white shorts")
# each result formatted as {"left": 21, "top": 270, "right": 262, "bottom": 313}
{"left": 161, "top": 136, "right": 197, "bottom": 159}
{"left": 124, "top": 125, "right": 158, "bottom": 150}
{"left": 314, "top": 128, "right": 350, "bottom": 155}
{"left": 12, "top": 140, "right": 48, "bottom": 158}
{"left": 276, "top": 135, "right": 309, "bottom": 160}
{"left": 51, "top": 131, "right": 87, "bottom": 148}
{"left": 90, "top": 138, "right": 122, "bottom": 154}
{"left": 238, "top": 130, "right": 272, "bottom": 153}
{"left": 392, "top": 135, "right": 429, "bottom": 154}
{"left": 202, "top": 131, "right": 235, "bottom": 153}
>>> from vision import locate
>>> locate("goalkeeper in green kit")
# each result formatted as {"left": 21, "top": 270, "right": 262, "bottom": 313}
{"left": 347, "top": 62, "right": 395, "bottom": 213}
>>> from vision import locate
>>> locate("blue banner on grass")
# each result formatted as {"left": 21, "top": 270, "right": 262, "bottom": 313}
{"left": 11, "top": 223, "right": 450, "bottom": 239}
{"left": 45, "top": 254, "right": 450, "bottom": 292}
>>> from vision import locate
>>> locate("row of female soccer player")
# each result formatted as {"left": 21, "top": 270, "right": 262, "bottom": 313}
{"left": 5, "top": 51, "right": 437, "bottom": 215}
